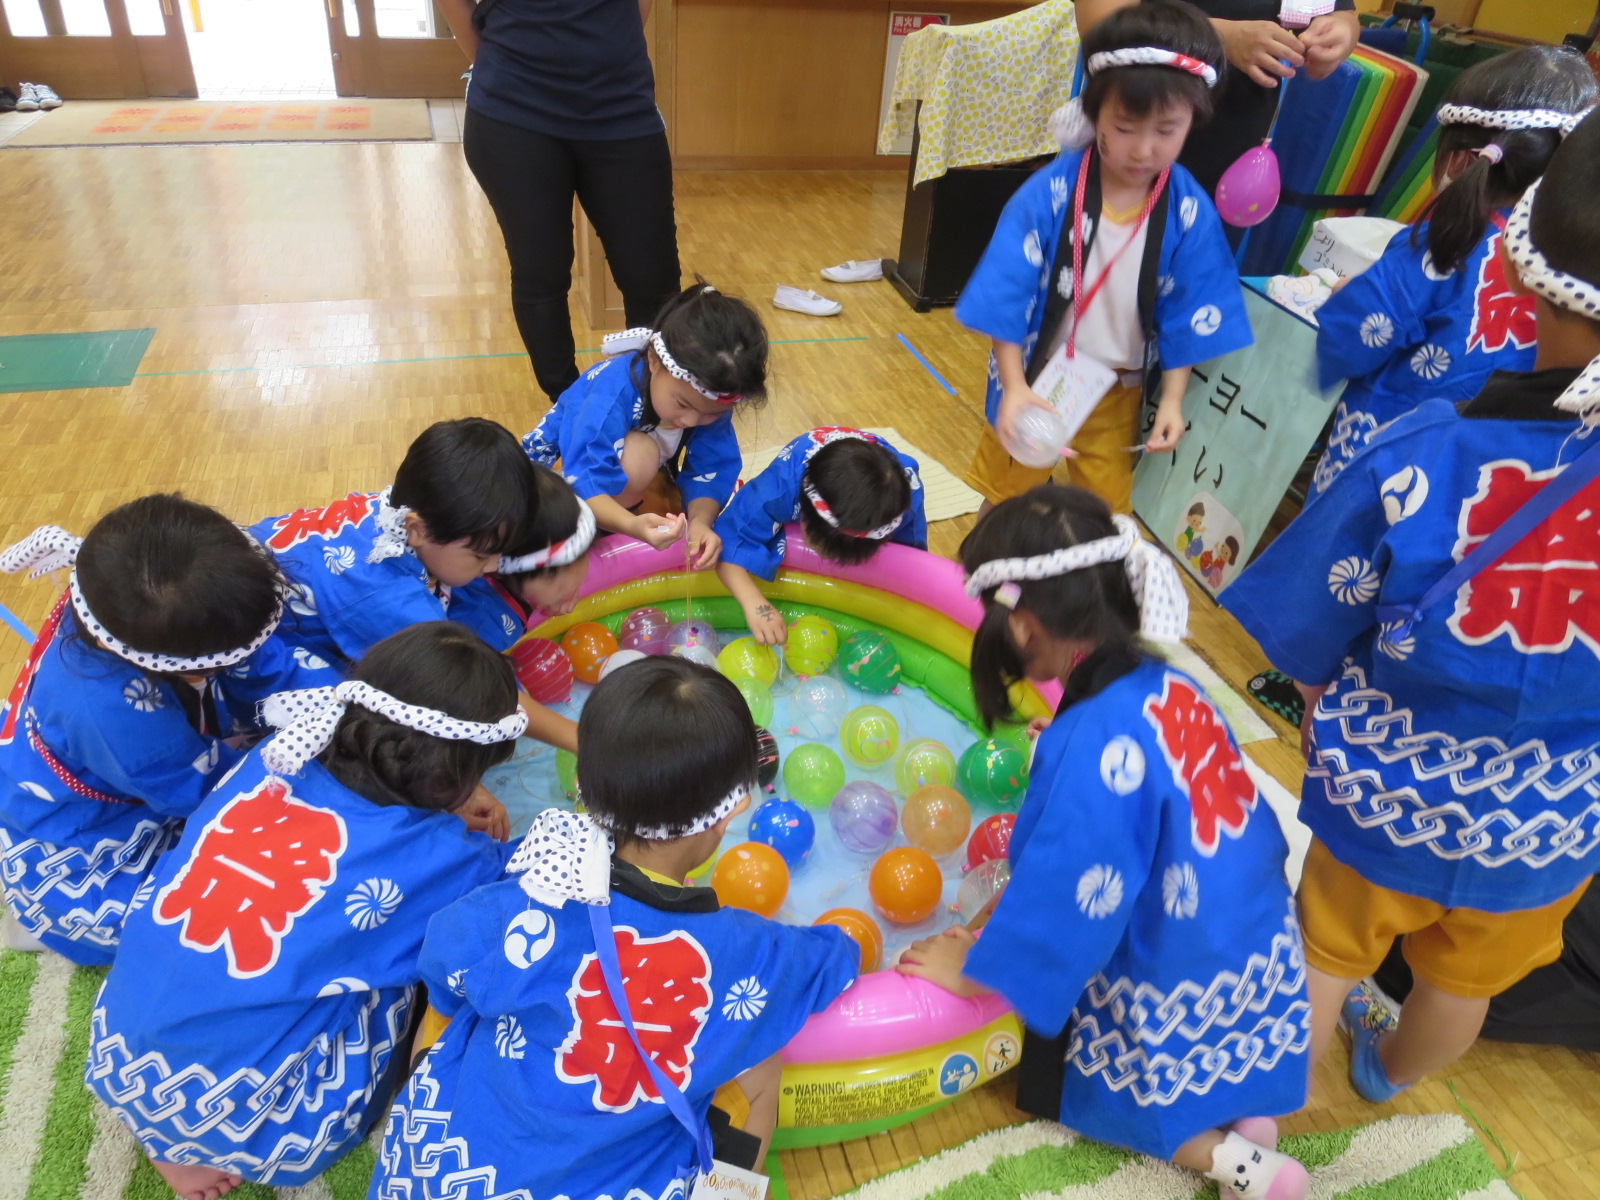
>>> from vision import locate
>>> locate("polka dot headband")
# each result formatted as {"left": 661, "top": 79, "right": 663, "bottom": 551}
{"left": 599, "top": 318, "right": 744, "bottom": 405}
{"left": 259, "top": 680, "right": 528, "bottom": 777}
{"left": 2, "top": 524, "right": 286, "bottom": 673}
{"left": 965, "top": 513, "right": 1190, "bottom": 644}
{"left": 801, "top": 478, "right": 906, "bottom": 540}
{"left": 499, "top": 499, "right": 596, "bottom": 574}
{"left": 1436, "top": 104, "right": 1594, "bottom": 135}
{"left": 1504, "top": 177, "right": 1600, "bottom": 422}
{"left": 367, "top": 487, "right": 413, "bottom": 565}
{"left": 1087, "top": 48, "right": 1219, "bottom": 89}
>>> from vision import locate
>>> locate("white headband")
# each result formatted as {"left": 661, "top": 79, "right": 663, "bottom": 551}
{"left": 368, "top": 487, "right": 414, "bottom": 564}
{"left": 3, "top": 523, "right": 285, "bottom": 673}
{"left": 1436, "top": 104, "right": 1593, "bottom": 135}
{"left": 965, "top": 514, "right": 1189, "bottom": 644}
{"left": 259, "top": 680, "right": 528, "bottom": 777}
{"left": 499, "top": 499, "right": 596, "bottom": 574}
{"left": 1504, "top": 178, "right": 1600, "bottom": 423}
{"left": 1087, "top": 47, "right": 1218, "bottom": 88}
{"left": 506, "top": 784, "right": 749, "bottom": 908}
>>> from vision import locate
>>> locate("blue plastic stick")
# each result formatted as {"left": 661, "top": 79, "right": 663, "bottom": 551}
{"left": 895, "top": 333, "right": 958, "bottom": 396}
{"left": 0, "top": 601, "right": 34, "bottom": 644}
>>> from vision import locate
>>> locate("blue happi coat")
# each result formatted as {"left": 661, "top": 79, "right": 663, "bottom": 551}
{"left": 369, "top": 863, "right": 857, "bottom": 1200}
{"left": 522, "top": 355, "right": 742, "bottom": 509}
{"left": 250, "top": 491, "right": 520, "bottom": 669}
{"left": 1312, "top": 214, "right": 1536, "bottom": 493}
{"left": 716, "top": 428, "right": 928, "bottom": 580}
{"left": 963, "top": 659, "right": 1309, "bottom": 1158}
{"left": 1227, "top": 368, "right": 1600, "bottom": 912}
{"left": 0, "top": 601, "right": 332, "bottom": 965}
{"left": 955, "top": 147, "right": 1253, "bottom": 425}
{"left": 85, "top": 748, "right": 514, "bottom": 1185}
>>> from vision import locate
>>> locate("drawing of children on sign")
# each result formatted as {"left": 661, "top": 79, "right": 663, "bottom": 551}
{"left": 1172, "top": 492, "right": 1243, "bottom": 594}
{"left": 1178, "top": 502, "right": 1206, "bottom": 562}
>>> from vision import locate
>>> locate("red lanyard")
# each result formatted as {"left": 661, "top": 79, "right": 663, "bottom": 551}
{"left": 1067, "top": 151, "right": 1168, "bottom": 360}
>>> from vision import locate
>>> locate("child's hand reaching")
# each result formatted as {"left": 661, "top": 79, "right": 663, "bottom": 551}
{"left": 459, "top": 784, "right": 511, "bottom": 842}
{"left": 743, "top": 599, "right": 788, "bottom": 645}
{"left": 1026, "top": 714, "right": 1052, "bottom": 740}
{"left": 686, "top": 518, "right": 721, "bottom": 569}
{"left": 1145, "top": 396, "right": 1187, "bottom": 454}
{"left": 632, "top": 512, "right": 687, "bottom": 551}
{"left": 897, "top": 926, "right": 988, "bottom": 997}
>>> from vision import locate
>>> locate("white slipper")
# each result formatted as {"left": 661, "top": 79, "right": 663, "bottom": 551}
{"left": 821, "top": 259, "right": 883, "bottom": 283}
{"left": 773, "top": 285, "right": 842, "bottom": 317}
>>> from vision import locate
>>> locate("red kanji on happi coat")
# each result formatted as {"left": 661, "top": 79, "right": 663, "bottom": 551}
{"left": 1144, "top": 675, "right": 1257, "bottom": 855}
{"left": 263, "top": 493, "right": 375, "bottom": 552}
{"left": 1466, "top": 233, "right": 1536, "bottom": 355}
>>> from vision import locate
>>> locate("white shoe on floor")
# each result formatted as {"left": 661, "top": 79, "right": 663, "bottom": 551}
{"left": 821, "top": 259, "right": 883, "bottom": 283}
{"left": 15, "top": 83, "right": 40, "bottom": 113}
{"left": 31, "top": 83, "right": 62, "bottom": 110}
{"left": 773, "top": 285, "right": 842, "bottom": 317}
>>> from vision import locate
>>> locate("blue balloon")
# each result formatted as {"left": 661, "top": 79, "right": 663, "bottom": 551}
{"left": 746, "top": 798, "right": 815, "bottom": 867}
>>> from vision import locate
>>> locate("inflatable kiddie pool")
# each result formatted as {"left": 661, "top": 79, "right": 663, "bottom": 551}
{"left": 489, "top": 525, "right": 1064, "bottom": 1148}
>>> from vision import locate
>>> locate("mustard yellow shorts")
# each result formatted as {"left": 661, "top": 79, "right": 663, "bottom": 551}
{"left": 964, "top": 381, "right": 1143, "bottom": 513}
{"left": 1297, "top": 839, "right": 1590, "bottom": 999}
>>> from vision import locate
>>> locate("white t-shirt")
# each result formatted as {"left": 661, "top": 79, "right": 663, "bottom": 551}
{"left": 647, "top": 425, "right": 685, "bottom": 463}
{"left": 1049, "top": 208, "right": 1150, "bottom": 373}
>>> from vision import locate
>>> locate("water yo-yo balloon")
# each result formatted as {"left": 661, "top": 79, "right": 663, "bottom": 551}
{"left": 718, "top": 637, "right": 778, "bottom": 687}
{"left": 814, "top": 907, "right": 884, "bottom": 972}
{"left": 790, "top": 675, "right": 849, "bottom": 740}
{"left": 966, "top": 813, "right": 1015, "bottom": 870}
{"left": 508, "top": 637, "right": 573, "bottom": 704}
{"left": 555, "top": 748, "right": 579, "bottom": 801}
{"left": 560, "top": 622, "right": 619, "bottom": 685}
{"left": 869, "top": 847, "right": 943, "bottom": 925}
{"left": 597, "top": 647, "right": 647, "bottom": 681}
{"left": 1215, "top": 142, "right": 1281, "bottom": 228}
{"left": 711, "top": 842, "right": 790, "bottom": 917}
{"left": 1001, "top": 406, "right": 1071, "bottom": 470}
{"left": 783, "top": 743, "right": 846, "bottom": 809}
{"left": 840, "top": 630, "right": 902, "bottom": 694}
{"left": 784, "top": 614, "right": 839, "bottom": 676}
{"left": 901, "top": 785, "right": 971, "bottom": 857}
{"left": 619, "top": 606, "right": 671, "bottom": 654}
{"left": 671, "top": 642, "right": 720, "bottom": 669}
{"left": 735, "top": 677, "right": 774, "bottom": 727}
{"left": 957, "top": 738, "right": 1029, "bottom": 808}
{"left": 755, "top": 726, "right": 780, "bottom": 788}
{"left": 827, "top": 781, "right": 898, "bottom": 854}
{"left": 746, "top": 798, "right": 815, "bottom": 867}
{"left": 894, "top": 738, "right": 956, "bottom": 794}
{"left": 955, "top": 857, "right": 1011, "bottom": 923}
{"left": 840, "top": 704, "right": 901, "bottom": 768}
{"left": 666, "top": 618, "right": 721, "bottom": 658}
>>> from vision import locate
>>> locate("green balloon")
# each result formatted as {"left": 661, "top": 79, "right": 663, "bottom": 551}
{"left": 556, "top": 749, "right": 580, "bottom": 803}
{"left": 783, "top": 743, "right": 847, "bottom": 809}
{"left": 957, "top": 738, "right": 1029, "bottom": 808}
{"left": 840, "top": 631, "right": 902, "bottom": 694}
{"left": 839, "top": 704, "right": 900, "bottom": 767}
{"left": 735, "top": 676, "right": 775, "bottom": 727}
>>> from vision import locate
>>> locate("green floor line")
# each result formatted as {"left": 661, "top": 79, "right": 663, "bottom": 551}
{"left": 131, "top": 336, "right": 870, "bottom": 379}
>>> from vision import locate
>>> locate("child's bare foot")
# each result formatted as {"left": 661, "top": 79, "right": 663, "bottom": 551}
{"left": 152, "top": 1159, "right": 243, "bottom": 1200}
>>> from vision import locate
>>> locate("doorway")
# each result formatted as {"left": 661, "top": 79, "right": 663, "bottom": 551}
{"left": 183, "top": 0, "right": 335, "bottom": 100}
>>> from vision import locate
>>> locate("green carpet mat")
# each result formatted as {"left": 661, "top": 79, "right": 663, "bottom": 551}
{"left": 0, "top": 330, "right": 155, "bottom": 394}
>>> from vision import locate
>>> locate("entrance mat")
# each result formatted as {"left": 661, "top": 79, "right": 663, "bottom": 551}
{"left": 0, "top": 329, "right": 154, "bottom": 393}
{"left": 2, "top": 100, "right": 431, "bottom": 147}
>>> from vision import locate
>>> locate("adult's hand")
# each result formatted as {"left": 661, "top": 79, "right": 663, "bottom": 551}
{"left": 1214, "top": 18, "right": 1304, "bottom": 88}
{"left": 1301, "top": 10, "right": 1360, "bottom": 81}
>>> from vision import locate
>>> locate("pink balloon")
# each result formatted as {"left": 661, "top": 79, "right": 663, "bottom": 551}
{"left": 1214, "top": 145, "right": 1281, "bottom": 228}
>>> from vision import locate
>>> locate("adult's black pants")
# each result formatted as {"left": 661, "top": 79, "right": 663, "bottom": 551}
{"left": 464, "top": 106, "right": 681, "bottom": 402}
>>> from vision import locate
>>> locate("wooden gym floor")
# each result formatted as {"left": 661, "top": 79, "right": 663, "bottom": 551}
{"left": 0, "top": 143, "right": 1596, "bottom": 1199}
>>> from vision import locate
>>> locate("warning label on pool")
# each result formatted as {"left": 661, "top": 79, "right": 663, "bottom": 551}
{"left": 779, "top": 1067, "right": 938, "bottom": 1127}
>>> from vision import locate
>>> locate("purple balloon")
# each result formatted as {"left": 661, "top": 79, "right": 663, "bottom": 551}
{"left": 619, "top": 607, "right": 670, "bottom": 655}
{"left": 828, "top": 781, "right": 898, "bottom": 855}
{"left": 1215, "top": 144, "right": 1281, "bottom": 228}
{"left": 666, "top": 618, "right": 721, "bottom": 657}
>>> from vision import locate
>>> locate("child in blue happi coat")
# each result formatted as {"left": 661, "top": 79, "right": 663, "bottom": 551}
{"left": 369, "top": 656, "right": 858, "bottom": 1200}
{"left": 899, "top": 486, "right": 1311, "bottom": 1200}
{"left": 252, "top": 418, "right": 577, "bottom": 753}
{"left": 86, "top": 622, "right": 527, "bottom": 1200}
{"left": 715, "top": 427, "right": 927, "bottom": 643}
{"left": 0, "top": 496, "right": 334, "bottom": 965}
{"left": 1225, "top": 110, "right": 1600, "bottom": 1108}
{"left": 522, "top": 281, "right": 765, "bottom": 569}
{"left": 1310, "top": 46, "right": 1598, "bottom": 493}
{"left": 957, "top": 1, "right": 1251, "bottom": 516}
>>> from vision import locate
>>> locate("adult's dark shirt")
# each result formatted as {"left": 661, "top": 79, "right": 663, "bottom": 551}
{"left": 1161, "top": 0, "right": 1355, "bottom": 195}
{"left": 469, "top": 0, "right": 665, "bottom": 140}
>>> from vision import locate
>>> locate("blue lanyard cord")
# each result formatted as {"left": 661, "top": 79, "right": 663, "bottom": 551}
{"left": 586, "top": 903, "right": 717, "bottom": 1175}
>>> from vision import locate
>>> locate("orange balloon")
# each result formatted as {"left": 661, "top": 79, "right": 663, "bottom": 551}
{"left": 560, "top": 621, "right": 620, "bottom": 685}
{"left": 814, "top": 907, "right": 884, "bottom": 972}
{"left": 901, "top": 785, "right": 972, "bottom": 857}
{"left": 711, "top": 842, "right": 790, "bottom": 918}
{"left": 869, "top": 847, "right": 943, "bottom": 925}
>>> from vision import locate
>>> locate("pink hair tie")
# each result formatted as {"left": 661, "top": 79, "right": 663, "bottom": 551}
{"left": 1477, "top": 144, "right": 1504, "bottom": 164}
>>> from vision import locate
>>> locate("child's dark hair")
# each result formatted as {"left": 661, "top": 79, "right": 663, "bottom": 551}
{"left": 1530, "top": 107, "right": 1600, "bottom": 292}
{"left": 1220, "top": 535, "right": 1240, "bottom": 562}
{"left": 1080, "top": 0, "right": 1224, "bottom": 127}
{"left": 1418, "top": 46, "right": 1597, "bottom": 276}
{"left": 799, "top": 439, "right": 913, "bottom": 566}
{"left": 391, "top": 418, "right": 536, "bottom": 555}
{"left": 646, "top": 281, "right": 769, "bottom": 407}
{"left": 577, "top": 656, "right": 757, "bottom": 848}
{"left": 497, "top": 464, "right": 586, "bottom": 590}
{"left": 75, "top": 493, "right": 284, "bottom": 661}
{"left": 1187, "top": 502, "right": 1204, "bottom": 517}
{"left": 322, "top": 622, "right": 518, "bottom": 813}
{"left": 960, "top": 486, "right": 1143, "bottom": 728}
